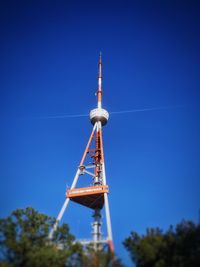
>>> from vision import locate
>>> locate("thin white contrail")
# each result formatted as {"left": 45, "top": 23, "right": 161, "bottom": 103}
{"left": 110, "top": 105, "right": 184, "bottom": 115}
{"left": 18, "top": 105, "right": 184, "bottom": 120}
{"left": 18, "top": 113, "right": 88, "bottom": 120}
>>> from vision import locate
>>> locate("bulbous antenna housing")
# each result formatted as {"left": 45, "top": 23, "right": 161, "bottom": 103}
{"left": 90, "top": 53, "right": 109, "bottom": 126}
{"left": 90, "top": 108, "right": 109, "bottom": 126}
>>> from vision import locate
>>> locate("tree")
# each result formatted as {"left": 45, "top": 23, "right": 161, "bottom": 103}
{"left": 0, "top": 207, "right": 82, "bottom": 267}
{"left": 79, "top": 245, "right": 124, "bottom": 267}
{"left": 0, "top": 207, "right": 123, "bottom": 267}
{"left": 123, "top": 220, "right": 200, "bottom": 267}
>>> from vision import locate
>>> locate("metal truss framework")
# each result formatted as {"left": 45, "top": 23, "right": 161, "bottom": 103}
{"left": 49, "top": 55, "right": 114, "bottom": 253}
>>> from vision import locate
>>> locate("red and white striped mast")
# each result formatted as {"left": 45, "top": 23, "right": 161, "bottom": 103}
{"left": 97, "top": 52, "right": 102, "bottom": 108}
{"left": 49, "top": 54, "right": 114, "bottom": 253}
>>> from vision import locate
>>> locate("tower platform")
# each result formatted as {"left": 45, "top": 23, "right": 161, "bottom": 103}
{"left": 67, "top": 185, "right": 108, "bottom": 209}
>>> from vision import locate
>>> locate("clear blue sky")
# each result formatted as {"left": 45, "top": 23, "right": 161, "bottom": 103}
{"left": 0, "top": 0, "right": 200, "bottom": 265}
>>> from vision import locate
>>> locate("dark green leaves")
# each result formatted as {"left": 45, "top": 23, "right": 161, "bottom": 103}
{"left": 123, "top": 220, "right": 200, "bottom": 267}
{"left": 0, "top": 207, "right": 79, "bottom": 267}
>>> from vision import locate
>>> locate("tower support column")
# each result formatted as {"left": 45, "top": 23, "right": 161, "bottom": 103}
{"left": 92, "top": 209, "right": 102, "bottom": 251}
{"left": 48, "top": 168, "right": 81, "bottom": 239}
{"left": 98, "top": 121, "right": 114, "bottom": 252}
{"left": 104, "top": 192, "right": 114, "bottom": 252}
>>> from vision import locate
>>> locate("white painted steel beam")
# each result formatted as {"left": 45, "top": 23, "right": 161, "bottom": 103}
{"left": 48, "top": 168, "right": 80, "bottom": 239}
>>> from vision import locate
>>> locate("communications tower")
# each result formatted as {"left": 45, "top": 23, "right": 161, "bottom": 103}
{"left": 49, "top": 54, "right": 114, "bottom": 252}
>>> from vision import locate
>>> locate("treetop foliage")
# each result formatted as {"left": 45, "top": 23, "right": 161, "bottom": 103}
{"left": 0, "top": 207, "right": 80, "bottom": 267}
{"left": 123, "top": 220, "right": 200, "bottom": 267}
{"left": 1, "top": 207, "right": 199, "bottom": 267}
{"left": 0, "top": 207, "right": 123, "bottom": 267}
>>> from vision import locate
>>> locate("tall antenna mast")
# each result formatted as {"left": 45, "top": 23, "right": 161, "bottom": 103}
{"left": 97, "top": 52, "right": 102, "bottom": 108}
{"left": 49, "top": 54, "right": 114, "bottom": 253}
